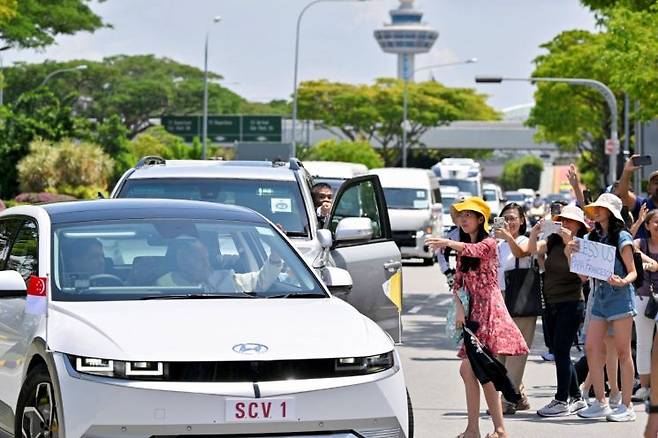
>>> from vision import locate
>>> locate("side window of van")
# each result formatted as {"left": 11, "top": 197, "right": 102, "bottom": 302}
{"left": 6, "top": 220, "right": 39, "bottom": 281}
{"left": 0, "top": 219, "right": 21, "bottom": 270}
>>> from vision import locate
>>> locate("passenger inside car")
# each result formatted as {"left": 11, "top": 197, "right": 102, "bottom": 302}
{"left": 156, "top": 238, "right": 284, "bottom": 293}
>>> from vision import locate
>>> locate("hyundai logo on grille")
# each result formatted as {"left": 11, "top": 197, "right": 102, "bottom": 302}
{"left": 232, "top": 343, "right": 269, "bottom": 355}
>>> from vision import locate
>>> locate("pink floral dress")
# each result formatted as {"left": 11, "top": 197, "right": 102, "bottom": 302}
{"left": 454, "top": 237, "right": 528, "bottom": 358}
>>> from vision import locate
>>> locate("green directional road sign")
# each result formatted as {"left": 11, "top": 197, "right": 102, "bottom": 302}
{"left": 207, "top": 116, "right": 241, "bottom": 142}
{"left": 161, "top": 116, "right": 200, "bottom": 142}
{"left": 161, "top": 115, "right": 282, "bottom": 143}
{"left": 242, "top": 116, "right": 282, "bottom": 142}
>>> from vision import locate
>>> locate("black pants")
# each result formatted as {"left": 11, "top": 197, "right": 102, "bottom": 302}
{"left": 547, "top": 300, "right": 584, "bottom": 402}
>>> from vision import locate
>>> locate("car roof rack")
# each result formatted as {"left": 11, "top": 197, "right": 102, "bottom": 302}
{"left": 288, "top": 158, "right": 303, "bottom": 170}
{"left": 136, "top": 156, "right": 166, "bottom": 168}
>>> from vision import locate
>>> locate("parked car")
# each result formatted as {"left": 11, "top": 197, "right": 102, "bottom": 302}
{"left": 111, "top": 157, "right": 403, "bottom": 342}
{"left": 0, "top": 199, "right": 411, "bottom": 437}
{"left": 370, "top": 168, "right": 443, "bottom": 266}
{"left": 503, "top": 191, "right": 528, "bottom": 210}
{"left": 482, "top": 182, "right": 505, "bottom": 220}
{"left": 301, "top": 160, "right": 368, "bottom": 193}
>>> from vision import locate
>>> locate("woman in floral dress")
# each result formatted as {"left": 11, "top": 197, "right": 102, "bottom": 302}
{"left": 427, "top": 197, "right": 528, "bottom": 438}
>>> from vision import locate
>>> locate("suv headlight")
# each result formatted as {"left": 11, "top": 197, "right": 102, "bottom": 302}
{"left": 69, "top": 356, "right": 166, "bottom": 379}
{"left": 335, "top": 351, "right": 394, "bottom": 375}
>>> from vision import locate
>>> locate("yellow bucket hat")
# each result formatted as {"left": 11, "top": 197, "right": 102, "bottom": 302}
{"left": 450, "top": 196, "right": 491, "bottom": 232}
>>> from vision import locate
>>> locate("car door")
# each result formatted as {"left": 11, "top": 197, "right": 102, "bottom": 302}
{"left": 0, "top": 218, "right": 40, "bottom": 424}
{"left": 325, "top": 175, "right": 403, "bottom": 342}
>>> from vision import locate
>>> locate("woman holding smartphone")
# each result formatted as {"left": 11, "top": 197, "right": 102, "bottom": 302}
{"left": 529, "top": 204, "right": 590, "bottom": 417}
{"left": 426, "top": 197, "right": 527, "bottom": 438}
{"left": 494, "top": 202, "right": 535, "bottom": 414}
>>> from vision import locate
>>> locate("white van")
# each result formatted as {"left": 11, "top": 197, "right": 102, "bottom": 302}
{"left": 370, "top": 168, "right": 443, "bottom": 265}
{"left": 483, "top": 182, "right": 505, "bottom": 220}
{"left": 302, "top": 161, "right": 368, "bottom": 192}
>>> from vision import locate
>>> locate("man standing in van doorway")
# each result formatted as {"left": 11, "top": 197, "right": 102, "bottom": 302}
{"left": 312, "top": 183, "right": 333, "bottom": 226}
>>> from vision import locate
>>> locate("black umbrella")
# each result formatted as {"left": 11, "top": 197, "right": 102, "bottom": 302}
{"left": 463, "top": 321, "right": 521, "bottom": 404}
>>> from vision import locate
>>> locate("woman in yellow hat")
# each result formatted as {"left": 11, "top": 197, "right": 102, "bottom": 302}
{"left": 427, "top": 196, "right": 528, "bottom": 438}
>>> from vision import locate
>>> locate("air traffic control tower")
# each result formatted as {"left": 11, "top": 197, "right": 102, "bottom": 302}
{"left": 374, "top": 0, "right": 438, "bottom": 81}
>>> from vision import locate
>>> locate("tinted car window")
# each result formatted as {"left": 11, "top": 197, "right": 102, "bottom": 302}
{"left": 0, "top": 219, "right": 20, "bottom": 270}
{"left": 6, "top": 220, "right": 38, "bottom": 281}
{"left": 51, "top": 219, "right": 325, "bottom": 301}
{"left": 119, "top": 179, "right": 310, "bottom": 237}
{"left": 330, "top": 180, "right": 383, "bottom": 240}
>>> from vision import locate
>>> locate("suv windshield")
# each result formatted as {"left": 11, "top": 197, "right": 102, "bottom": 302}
{"left": 382, "top": 188, "right": 429, "bottom": 210}
{"left": 51, "top": 219, "right": 325, "bottom": 301}
{"left": 119, "top": 179, "right": 310, "bottom": 237}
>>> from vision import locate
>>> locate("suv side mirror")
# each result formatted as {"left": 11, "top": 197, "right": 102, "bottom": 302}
{"left": 0, "top": 271, "right": 27, "bottom": 298}
{"left": 334, "top": 217, "right": 373, "bottom": 243}
{"left": 317, "top": 229, "right": 333, "bottom": 249}
{"left": 321, "top": 267, "right": 353, "bottom": 295}
{"left": 482, "top": 194, "right": 488, "bottom": 201}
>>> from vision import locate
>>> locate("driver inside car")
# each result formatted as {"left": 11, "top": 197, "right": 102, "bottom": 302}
{"left": 62, "top": 238, "right": 121, "bottom": 287}
{"left": 156, "top": 238, "right": 284, "bottom": 293}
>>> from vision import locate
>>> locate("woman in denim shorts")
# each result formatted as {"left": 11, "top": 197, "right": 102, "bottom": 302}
{"left": 567, "top": 193, "right": 638, "bottom": 422}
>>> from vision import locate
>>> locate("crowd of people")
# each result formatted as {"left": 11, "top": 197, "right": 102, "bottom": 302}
{"left": 426, "top": 155, "right": 658, "bottom": 438}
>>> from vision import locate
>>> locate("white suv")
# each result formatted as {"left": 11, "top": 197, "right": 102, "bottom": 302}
{"left": 0, "top": 199, "right": 410, "bottom": 437}
{"left": 112, "top": 157, "right": 404, "bottom": 342}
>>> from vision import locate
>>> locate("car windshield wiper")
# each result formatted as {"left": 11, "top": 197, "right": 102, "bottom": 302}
{"left": 266, "top": 293, "right": 326, "bottom": 299}
{"left": 140, "top": 292, "right": 256, "bottom": 300}
{"left": 284, "top": 231, "right": 307, "bottom": 237}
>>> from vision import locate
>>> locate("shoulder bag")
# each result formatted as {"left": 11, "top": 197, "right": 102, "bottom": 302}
{"left": 504, "top": 256, "right": 543, "bottom": 317}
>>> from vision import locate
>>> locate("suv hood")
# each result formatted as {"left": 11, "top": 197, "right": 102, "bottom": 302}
{"left": 388, "top": 209, "right": 431, "bottom": 231}
{"left": 47, "top": 298, "right": 392, "bottom": 361}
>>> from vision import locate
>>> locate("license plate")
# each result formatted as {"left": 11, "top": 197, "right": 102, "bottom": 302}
{"left": 225, "top": 397, "right": 295, "bottom": 422}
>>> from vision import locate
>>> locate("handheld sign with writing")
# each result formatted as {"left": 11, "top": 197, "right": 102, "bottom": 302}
{"left": 569, "top": 237, "right": 616, "bottom": 281}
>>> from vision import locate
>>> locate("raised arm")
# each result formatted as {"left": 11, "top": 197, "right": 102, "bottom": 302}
{"left": 527, "top": 222, "right": 548, "bottom": 256}
{"left": 616, "top": 155, "right": 641, "bottom": 209}
{"left": 631, "top": 203, "right": 649, "bottom": 237}
{"left": 566, "top": 163, "right": 585, "bottom": 206}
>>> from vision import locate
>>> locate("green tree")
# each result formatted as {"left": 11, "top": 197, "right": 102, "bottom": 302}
{"left": 301, "top": 139, "right": 385, "bottom": 169}
{"left": 580, "top": 0, "right": 656, "bottom": 12}
{"left": 0, "top": 0, "right": 105, "bottom": 49}
{"left": 17, "top": 138, "right": 114, "bottom": 198}
{"left": 3, "top": 56, "right": 244, "bottom": 137}
{"left": 297, "top": 78, "right": 498, "bottom": 166}
{"left": 0, "top": 89, "right": 85, "bottom": 198}
{"left": 527, "top": 30, "right": 617, "bottom": 191}
{"left": 500, "top": 156, "right": 544, "bottom": 190}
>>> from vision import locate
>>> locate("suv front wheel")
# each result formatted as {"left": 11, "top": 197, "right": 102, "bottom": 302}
{"left": 15, "top": 364, "right": 60, "bottom": 438}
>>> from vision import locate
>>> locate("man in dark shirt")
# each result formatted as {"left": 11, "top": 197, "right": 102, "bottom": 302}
{"left": 615, "top": 154, "right": 658, "bottom": 238}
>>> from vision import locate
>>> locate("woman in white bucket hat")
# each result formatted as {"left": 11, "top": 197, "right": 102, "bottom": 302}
{"left": 567, "top": 193, "right": 638, "bottom": 422}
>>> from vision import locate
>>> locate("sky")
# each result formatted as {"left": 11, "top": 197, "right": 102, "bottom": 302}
{"left": 4, "top": 0, "right": 598, "bottom": 110}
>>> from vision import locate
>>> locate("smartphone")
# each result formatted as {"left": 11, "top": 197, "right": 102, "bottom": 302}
{"left": 583, "top": 189, "right": 593, "bottom": 205}
{"left": 541, "top": 220, "right": 562, "bottom": 236}
{"left": 632, "top": 155, "right": 653, "bottom": 166}
{"left": 550, "top": 203, "right": 562, "bottom": 216}
{"left": 492, "top": 217, "right": 506, "bottom": 230}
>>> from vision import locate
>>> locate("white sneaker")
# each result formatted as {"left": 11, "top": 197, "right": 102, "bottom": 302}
{"left": 569, "top": 398, "right": 588, "bottom": 413}
{"left": 609, "top": 391, "right": 622, "bottom": 409}
{"left": 632, "top": 387, "right": 650, "bottom": 402}
{"left": 577, "top": 400, "right": 613, "bottom": 418}
{"left": 606, "top": 404, "right": 636, "bottom": 422}
{"left": 537, "top": 399, "right": 570, "bottom": 417}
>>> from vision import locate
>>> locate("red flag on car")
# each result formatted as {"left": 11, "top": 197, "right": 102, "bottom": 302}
{"left": 26, "top": 276, "right": 47, "bottom": 315}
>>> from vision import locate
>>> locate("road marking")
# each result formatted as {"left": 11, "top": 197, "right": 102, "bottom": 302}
{"left": 408, "top": 305, "right": 423, "bottom": 314}
{"left": 437, "top": 297, "right": 453, "bottom": 306}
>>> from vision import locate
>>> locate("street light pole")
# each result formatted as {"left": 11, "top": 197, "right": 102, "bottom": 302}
{"left": 475, "top": 76, "right": 619, "bottom": 184}
{"left": 202, "top": 16, "right": 222, "bottom": 160}
{"left": 401, "top": 58, "right": 477, "bottom": 167}
{"left": 40, "top": 65, "right": 88, "bottom": 87}
{"left": 291, "top": 0, "right": 370, "bottom": 155}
